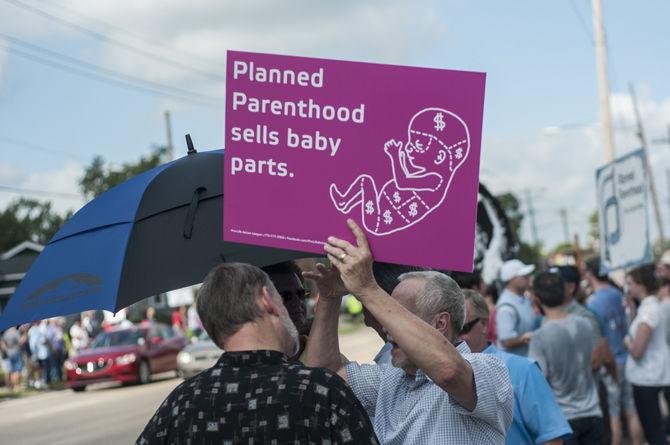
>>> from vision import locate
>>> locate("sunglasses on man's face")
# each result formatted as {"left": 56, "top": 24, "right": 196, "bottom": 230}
{"left": 460, "top": 317, "right": 484, "bottom": 335}
{"left": 279, "top": 289, "right": 309, "bottom": 302}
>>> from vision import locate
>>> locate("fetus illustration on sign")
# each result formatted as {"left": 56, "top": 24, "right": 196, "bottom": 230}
{"left": 330, "top": 107, "right": 470, "bottom": 235}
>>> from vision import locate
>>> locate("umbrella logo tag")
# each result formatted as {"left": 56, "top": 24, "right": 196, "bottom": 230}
{"left": 329, "top": 107, "right": 470, "bottom": 236}
{"left": 21, "top": 273, "right": 103, "bottom": 310}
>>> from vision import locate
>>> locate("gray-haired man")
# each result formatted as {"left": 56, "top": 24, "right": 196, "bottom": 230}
{"left": 304, "top": 219, "right": 513, "bottom": 444}
{"left": 137, "top": 262, "right": 378, "bottom": 445}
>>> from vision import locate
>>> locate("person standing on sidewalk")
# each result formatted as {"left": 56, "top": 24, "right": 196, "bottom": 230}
{"left": 585, "top": 257, "right": 644, "bottom": 445}
{"left": 496, "top": 260, "right": 537, "bottom": 356}
{"left": 28, "top": 320, "right": 50, "bottom": 389}
{"left": 624, "top": 264, "right": 670, "bottom": 445}
{"left": 1, "top": 326, "right": 26, "bottom": 391}
{"left": 529, "top": 272, "right": 604, "bottom": 445}
{"left": 47, "top": 318, "right": 65, "bottom": 382}
{"left": 459, "top": 289, "right": 572, "bottom": 445}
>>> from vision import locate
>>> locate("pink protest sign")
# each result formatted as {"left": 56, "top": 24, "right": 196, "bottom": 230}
{"left": 224, "top": 50, "right": 486, "bottom": 271}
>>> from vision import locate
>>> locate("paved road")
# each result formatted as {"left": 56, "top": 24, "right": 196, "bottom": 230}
{"left": 0, "top": 376, "right": 180, "bottom": 445}
{"left": 0, "top": 326, "right": 383, "bottom": 444}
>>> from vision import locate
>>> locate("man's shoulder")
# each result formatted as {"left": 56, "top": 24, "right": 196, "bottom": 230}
{"left": 566, "top": 303, "right": 596, "bottom": 322}
{"left": 594, "top": 286, "right": 622, "bottom": 299}
{"left": 533, "top": 320, "right": 560, "bottom": 339}
{"left": 462, "top": 350, "right": 509, "bottom": 377}
{"left": 346, "top": 360, "right": 404, "bottom": 385}
{"left": 496, "top": 290, "right": 515, "bottom": 304}
{"left": 558, "top": 314, "right": 597, "bottom": 340}
{"left": 566, "top": 310, "right": 596, "bottom": 327}
{"left": 492, "top": 348, "right": 534, "bottom": 370}
{"left": 293, "top": 362, "right": 356, "bottom": 393}
{"left": 152, "top": 375, "right": 199, "bottom": 414}
{"left": 291, "top": 362, "right": 341, "bottom": 380}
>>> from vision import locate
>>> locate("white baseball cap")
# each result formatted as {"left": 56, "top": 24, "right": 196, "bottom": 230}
{"left": 500, "top": 259, "right": 535, "bottom": 282}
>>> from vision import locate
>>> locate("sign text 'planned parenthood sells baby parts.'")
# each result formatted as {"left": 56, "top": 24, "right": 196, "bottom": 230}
{"left": 224, "top": 51, "right": 486, "bottom": 271}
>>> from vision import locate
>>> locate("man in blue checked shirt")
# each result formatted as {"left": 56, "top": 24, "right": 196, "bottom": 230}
{"left": 459, "top": 289, "right": 572, "bottom": 445}
{"left": 304, "top": 219, "right": 514, "bottom": 444}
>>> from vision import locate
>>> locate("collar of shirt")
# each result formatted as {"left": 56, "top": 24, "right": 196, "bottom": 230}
{"left": 501, "top": 288, "right": 524, "bottom": 301}
{"left": 216, "top": 350, "right": 291, "bottom": 367}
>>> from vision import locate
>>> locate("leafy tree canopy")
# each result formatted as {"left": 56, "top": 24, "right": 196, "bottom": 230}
{"left": 79, "top": 146, "right": 167, "bottom": 200}
{"left": 0, "top": 198, "right": 72, "bottom": 252}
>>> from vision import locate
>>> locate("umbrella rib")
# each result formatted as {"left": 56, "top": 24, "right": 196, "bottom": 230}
{"left": 50, "top": 221, "right": 132, "bottom": 244}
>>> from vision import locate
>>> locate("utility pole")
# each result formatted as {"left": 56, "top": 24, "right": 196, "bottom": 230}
{"left": 655, "top": 129, "right": 670, "bottom": 218}
{"left": 574, "top": 234, "right": 584, "bottom": 274}
{"left": 164, "top": 110, "right": 174, "bottom": 161}
{"left": 560, "top": 208, "right": 571, "bottom": 245}
{"left": 630, "top": 83, "right": 666, "bottom": 247}
{"left": 592, "top": 0, "right": 616, "bottom": 162}
{"left": 524, "top": 189, "right": 539, "bottom": 246}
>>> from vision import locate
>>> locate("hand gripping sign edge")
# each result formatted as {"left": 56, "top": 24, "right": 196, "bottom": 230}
{"left": 329, "top": 107, "right": 471, "bottom": 236}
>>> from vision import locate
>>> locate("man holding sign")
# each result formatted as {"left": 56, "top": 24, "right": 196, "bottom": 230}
{"left": 303, "top": 219, "right": 514, "bottom": 444}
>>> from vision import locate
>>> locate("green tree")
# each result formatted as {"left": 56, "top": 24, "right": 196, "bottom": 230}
{"left": 0, "top": 198, "right": 73, "bottom": 251}
{"left": 550, "top": 242, "right": 574, "bottom": 255}
{"left": 517, "top": 241, "right": 545, "bottom": 266}
{"left": 496, "top": 191, "right": 545, "bottom": 266}
{"left": 496, "top": 192, "right": 523, "bottom": 237}
{"left": 0, "top": 146, "right": 168, "bottom": 252}
{"left": 79, "top": 146, "right": 167, "bottom": 199}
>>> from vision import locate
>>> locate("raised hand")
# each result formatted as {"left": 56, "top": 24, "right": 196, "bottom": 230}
{"left": 323, "top": 219, "right": 378, "bottom": 299}
{"left": 302, "top": 262, "right": 347, "bottom": 300}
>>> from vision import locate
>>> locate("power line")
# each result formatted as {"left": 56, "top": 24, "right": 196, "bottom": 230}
{"left": 0, "top": 135, "right": 89, "bottom": 161}
{"left": 0, "top": 32, "right": 224, "bottom": 103}
{"left": 568, "top": 0, "right": 594, "bottom": 46}
{"left": 48, "top": 0, "right": 220, "bottom": 71}
{"left": 0, "top": 184, "right": 82, "bottom": 200}
{"left": 3, "top": 0, "right": 226, "bottom": 81}
{"left": 0, "top": 43, "right": 222, "bottom": 108}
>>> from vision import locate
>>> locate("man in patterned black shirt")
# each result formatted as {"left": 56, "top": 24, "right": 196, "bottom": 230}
{"left": 136, "top": 262, "right": 378, "bottom": 445}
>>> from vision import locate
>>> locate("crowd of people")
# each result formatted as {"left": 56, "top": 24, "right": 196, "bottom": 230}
{"left": 6, "top": 218, "right": 670, "bottom": 444}
{"left": 136, "top": 219, "right": 670, "bottom": 444}
{"left": 450, "top": 252, "right": 670, "bottom": 445}
{"left": 0, "top": 303, "right": 203, "bottom": 392}
{"left": 1, "top": 317, "right": 71, "bottom": 390}
{"left": 133, "top": 219, "right": 669, "bottom": 445}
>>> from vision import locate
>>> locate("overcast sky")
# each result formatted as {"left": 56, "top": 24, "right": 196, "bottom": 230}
{"left": 0, "top": 0, "right": 669, "bottom": 250}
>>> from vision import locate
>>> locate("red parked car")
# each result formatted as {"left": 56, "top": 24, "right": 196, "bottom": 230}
{"left": 64, "top": 323, "right": 187, "bottom": 392}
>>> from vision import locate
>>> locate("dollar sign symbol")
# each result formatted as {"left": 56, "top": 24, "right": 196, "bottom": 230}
{"left": 433, "top": 112, "right": 445, "bottom": 131}
{"left": 365, "top": 200, "right": 375, "bottom": 215}
{"left": 383, "top": 210, "right": 393, "bottom": 225}
{"left": 409, "top": 202, "right": 418, "bottom": 217}
{"left": 393, "top": 192, "right": 401, "bottom": 203}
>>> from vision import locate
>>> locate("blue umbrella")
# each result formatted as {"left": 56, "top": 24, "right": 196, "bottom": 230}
{"left": 0, "top": 142, "right": 304, "bottom": 330}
